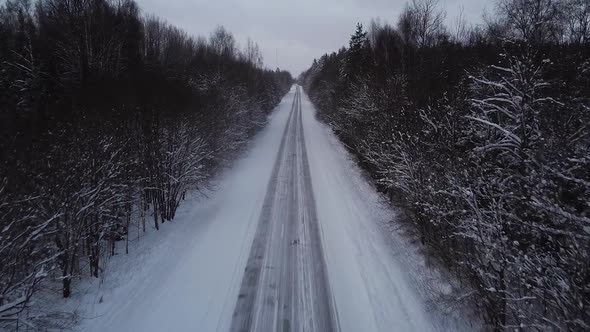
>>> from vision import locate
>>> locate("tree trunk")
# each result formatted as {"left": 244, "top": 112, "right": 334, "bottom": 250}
{"left": 63, "top": 276, "right": 71, "bottom": 298}
{"left": 153, "top": 200, "right": 159, "bottom": 230}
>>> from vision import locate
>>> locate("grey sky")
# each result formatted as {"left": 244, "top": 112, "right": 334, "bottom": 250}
{"left": 136, "top": 0, "right": 491, "bottom": 75}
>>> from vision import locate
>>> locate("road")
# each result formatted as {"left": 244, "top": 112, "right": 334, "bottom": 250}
{"left": 82, "top": 85, "right": 468, "bottom": 332}
{"left": 230, "top": 87, "right": 337, "bottom": 332}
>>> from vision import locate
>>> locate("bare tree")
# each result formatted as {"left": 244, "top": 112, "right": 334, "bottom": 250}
{"left": 398, "top": 0, "right": 446, "bottom": 47}
{"left": 244, "top": 38, "right": 263, "bottom": 68}
{"left": 563, "top": 0, "right": 590, "bottom": 43}
{"left": 452, "top": 5, "right": 470, "bottom": 44}
{"left": 143, "top": 15, "right": 165, "bottom": 66}
{"left": 497, "top": 0, "right": 563, "bottom": 44}
{"left": 209, "top": 25, "right": 236, "bottom": 59}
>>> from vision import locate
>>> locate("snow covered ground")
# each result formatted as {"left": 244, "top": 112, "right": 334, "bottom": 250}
{"left": 61, "top": 85, "right": 474, "bottom": 332}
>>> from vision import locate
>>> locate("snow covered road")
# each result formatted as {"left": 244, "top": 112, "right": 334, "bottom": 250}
{"left": 231, "top": 87, "right": 336, "bottom": 332}
{"left": 79, "top": 85, "right": 463, "bottom": 332}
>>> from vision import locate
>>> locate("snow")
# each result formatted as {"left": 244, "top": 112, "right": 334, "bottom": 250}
{"left": 60, "top": 85, "right": 473, "bottom": 331}
{"left": 301, "top": 92, "right": 430, "bottom": 331}
{"left": 60, "top": 86, "right": 295, "bottom": 332}
{"left": 299, "top": 91, "right": 472, "bottom": 332}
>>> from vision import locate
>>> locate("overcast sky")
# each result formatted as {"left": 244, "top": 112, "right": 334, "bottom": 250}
{"left": 136, "top": 0, "right": 490, "bottom": 75}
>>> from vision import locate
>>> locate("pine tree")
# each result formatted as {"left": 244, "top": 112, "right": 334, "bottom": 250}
{"left": 340, "top": 23, "right": 368, "bottom": 81}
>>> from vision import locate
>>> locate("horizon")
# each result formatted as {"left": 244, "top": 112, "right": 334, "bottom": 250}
{"left": 136, "top": 0, "right": 490, "bottom": 76}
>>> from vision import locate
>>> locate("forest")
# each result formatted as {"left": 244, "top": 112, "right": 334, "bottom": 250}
{"left": 300, "top": 0, "right": 589, "bottom": 330}
{"left": 0, "top": 0, "right": 291, "bottom": 327}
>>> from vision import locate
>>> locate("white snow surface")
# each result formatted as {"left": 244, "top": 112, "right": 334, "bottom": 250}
{"left": 63, "top": 85, "right": 473, "bottom": 332}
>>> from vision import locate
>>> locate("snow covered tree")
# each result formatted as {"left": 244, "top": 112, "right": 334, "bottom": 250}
{"left": 301, "top": 2, "right": 589, "bottom": 328}
{"left": 456, "top": 53, "right": 589, "bottom": 329}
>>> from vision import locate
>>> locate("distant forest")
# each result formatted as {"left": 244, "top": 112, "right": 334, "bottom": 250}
{"left": 301, "top": 0, "right": 589, "bottom": 330}
{"left": 0, "top": 0, "right": 291, "bottom": 325}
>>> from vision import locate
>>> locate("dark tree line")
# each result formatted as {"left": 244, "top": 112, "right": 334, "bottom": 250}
{"left": 0, "top": 0, "right": 291, "bottom": 327}
{"left": 301, "top": 0, "right": 589, "bottom": 330}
